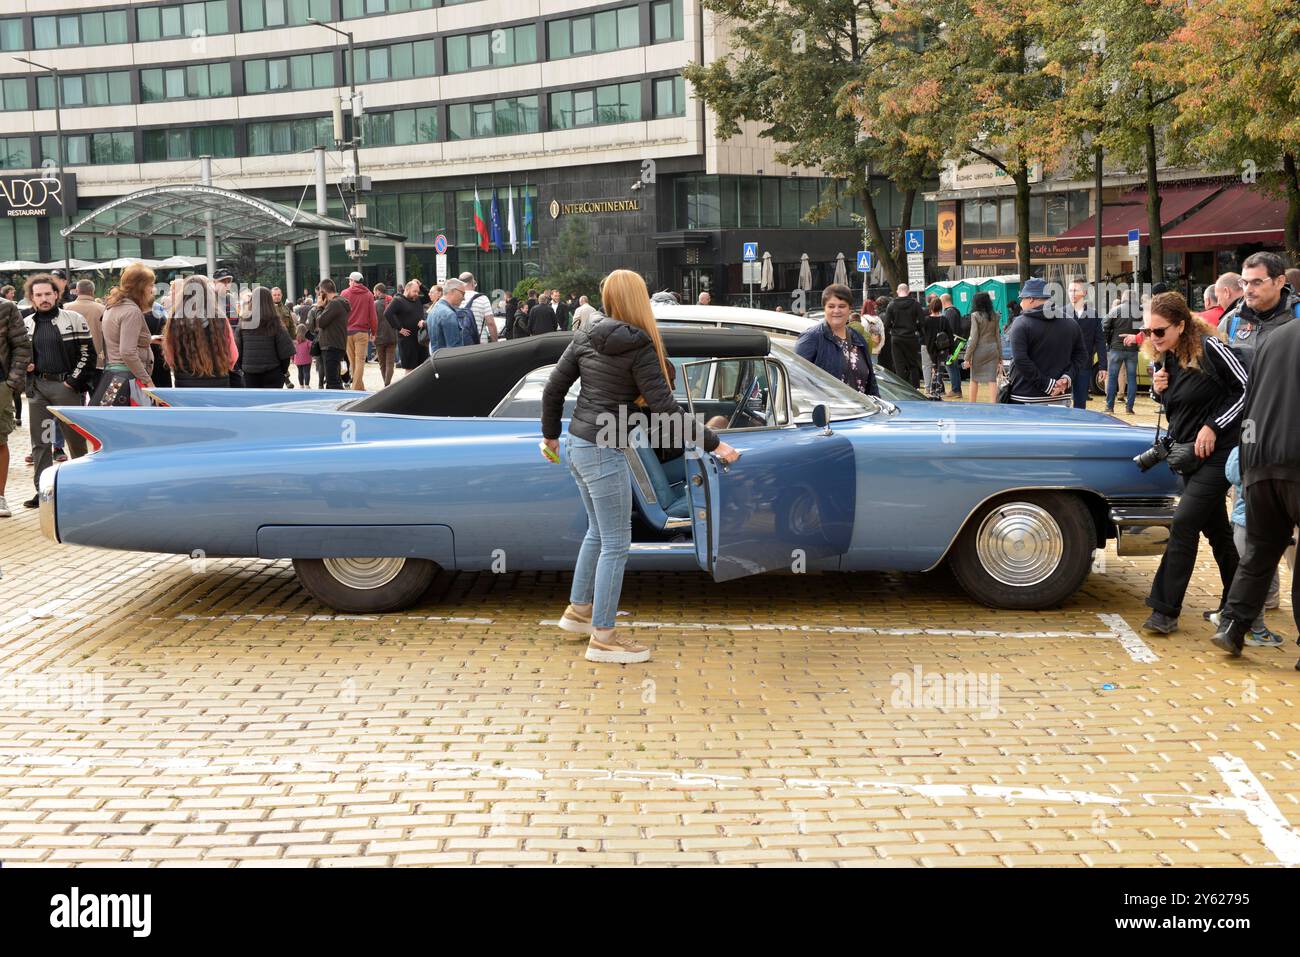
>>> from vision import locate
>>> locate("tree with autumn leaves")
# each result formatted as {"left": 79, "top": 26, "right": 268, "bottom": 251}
{"left": 689, "top": 0, "right": 1299, "bottom": 276}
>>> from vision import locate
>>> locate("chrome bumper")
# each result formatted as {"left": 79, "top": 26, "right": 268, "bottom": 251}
{"left": 1110, "top": 505, "right": 1173, "bottom": 557}
{"left": 38, "top": 463, "right": 59, "bottom": 543}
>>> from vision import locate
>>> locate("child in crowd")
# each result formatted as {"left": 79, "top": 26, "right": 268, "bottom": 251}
{"left": 1222, "top": 446, "right": 1287, "bottom": 646}
{"left": 294, "top": 325, "right": 314, "bottom": 389}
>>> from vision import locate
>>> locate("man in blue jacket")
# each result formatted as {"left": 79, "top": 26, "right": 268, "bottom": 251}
{"left": 429, "top": 278, "right": 467, "bottom": 352}
{"left": 1065, "top": 276, "right": 1106, "bottom": 409}
{"left": 1007, "top": 277, "right": 1088, "bottom": 405}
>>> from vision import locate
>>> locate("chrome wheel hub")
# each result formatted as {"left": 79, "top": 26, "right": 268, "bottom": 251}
{"left": 975, "top": 503, "right": 1063, "bottom": 587}
{"left": 322, "top": 557, "right": 406, "bottom": 590}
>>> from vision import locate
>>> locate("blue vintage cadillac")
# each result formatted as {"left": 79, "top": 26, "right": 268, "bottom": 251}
{"left": 41, "top": 327, "right": 1178, "bottom": 613}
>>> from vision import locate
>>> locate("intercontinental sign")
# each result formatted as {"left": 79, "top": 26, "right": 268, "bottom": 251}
{"left": 549, "top": 198, "right": 641, "bottom": 219}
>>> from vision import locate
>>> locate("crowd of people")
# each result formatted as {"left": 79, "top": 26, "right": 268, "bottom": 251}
{"left": 2, "top": 253, "right": 1298, "bottom": 669}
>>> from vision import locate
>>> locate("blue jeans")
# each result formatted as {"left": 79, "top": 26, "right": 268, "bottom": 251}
{"left": 946, "top": 360, "right": 963, "bottom": 394}
{"left": 1106, "top": 352, "right": 1138, "bottom": 411}
{"left": 567, "top": 435, "right": 632, "bottom": 629}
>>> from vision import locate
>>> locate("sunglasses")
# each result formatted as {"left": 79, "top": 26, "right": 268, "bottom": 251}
{"left": 1143, "top": 325, "right": 1171, "bottom": 338}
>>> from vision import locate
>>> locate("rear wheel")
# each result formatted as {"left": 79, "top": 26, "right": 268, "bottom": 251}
{"left": 292, "top": 557, "right": 437, "bottom": 613}
{"left": 948, "top": 492, "right": 1095, "bottom": 610}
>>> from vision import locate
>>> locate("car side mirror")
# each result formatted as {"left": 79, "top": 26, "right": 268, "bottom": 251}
{"left": 812, "top": 404, "right": 832, "bottom": 435}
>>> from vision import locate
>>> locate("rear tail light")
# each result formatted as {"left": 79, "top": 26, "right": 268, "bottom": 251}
{"left": 63, "top": 420, "right": 102, "bottom": 454}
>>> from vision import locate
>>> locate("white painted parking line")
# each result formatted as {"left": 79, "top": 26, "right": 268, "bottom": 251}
{"left": 540, "top": 619, "right": 1112, "bottom": 639}
{"left": 1208, "top": 754, "right": 1300, "bottom": 866}
{"left": 1096, "top": 612, "right": 1161, "bottom": 663}
{"left": 8, "top": 753, "right": 1296, "bottom": 864}
{"left": 540, "top": 614, "right": 1159, "bottom": 663}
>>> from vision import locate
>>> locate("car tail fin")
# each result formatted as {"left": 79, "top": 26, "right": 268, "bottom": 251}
{"left": 50, "top": 407, "right": 232, "bottom": 455}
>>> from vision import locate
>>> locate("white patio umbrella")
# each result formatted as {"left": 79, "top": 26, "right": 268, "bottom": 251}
{"left": 760, "top": 251, "right": 774, "bottom": 291}
{"left": 797, "top": 253, "right": 812, "bottom": 291}
{"left": 833, "top": 252, "right": 848, "bottom": 286}
{"left": 0, "top": 261, "right": 46, "bottom": 271}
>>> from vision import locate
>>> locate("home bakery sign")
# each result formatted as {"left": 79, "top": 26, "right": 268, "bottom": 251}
{"left": 548, "top": 197, "right": 642, "bottom": 219}
{"left": 0, "top": 172, "right": 77, "bottom": 218}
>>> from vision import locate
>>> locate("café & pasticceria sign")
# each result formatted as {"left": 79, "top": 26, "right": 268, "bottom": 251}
{"left": 549, "top": 197, "right": 641, "bottom": 219}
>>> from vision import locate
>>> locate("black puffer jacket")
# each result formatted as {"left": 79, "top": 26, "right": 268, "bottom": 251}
{"left": 541, "top": 318, "right": 720, "bottom": 452}
{"left": 235, "top": 321, "right": 295, "bottom": 373}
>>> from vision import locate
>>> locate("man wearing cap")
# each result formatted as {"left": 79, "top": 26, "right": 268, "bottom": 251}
{"left": 430, "top": 278, "right": 468, "bottom": 352}
{"left": 1006, "top": 277, "right": 1087, "bottom": 405}
{"left": 211, "top": 269, "right": 242, "bottom": 386}
{"left": 49, "top": 268, "right": 77, "bottom": 305}
{"left": 341, "top": 271, "right": 377, "bottom": 390}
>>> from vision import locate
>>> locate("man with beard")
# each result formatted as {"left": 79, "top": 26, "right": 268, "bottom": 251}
{"left": 20, "top": 274, "right": 95, "bottom": 508}
{"left": 387, "top": 279, "right": 427, "bottom": 371}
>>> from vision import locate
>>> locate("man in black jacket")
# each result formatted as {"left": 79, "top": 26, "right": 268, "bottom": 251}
{"left": 1222, "top": 251, "right": 1297, "bottom": 374}
{"left": 20, "top": 275, "right": 95, "bottom": 508}
{"left": 883, "top": 283, "right": 924, "bottom": 388}
{"left": 1065, "top": 277, "right": 1106, "bottom": 409}
{"left": 529, "top": 289, "right": 569, "bottom": 335}
{"left": 1007, "top": 278, "right": 1087, "bottom": 404}
{"left": 1213, "top": 315, "right": 1300, "bottom": 660}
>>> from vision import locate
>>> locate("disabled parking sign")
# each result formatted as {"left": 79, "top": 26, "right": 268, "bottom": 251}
{"left": 904, "top": 229, "right": 925, "bottom": 254}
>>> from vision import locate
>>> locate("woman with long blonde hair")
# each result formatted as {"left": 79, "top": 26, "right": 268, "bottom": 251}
{"left": 1140, "top": 291, "right": 1249, "bottom": 636}
{"left": 541, "top": 269, "right": 738, "bottom": 664}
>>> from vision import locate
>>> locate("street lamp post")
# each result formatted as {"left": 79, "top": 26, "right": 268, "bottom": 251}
{"left": 307, "top": 18, "right": 367, "bottom": 272}
{"left": 16, "top": 56, "right": 71, "bottom": 280}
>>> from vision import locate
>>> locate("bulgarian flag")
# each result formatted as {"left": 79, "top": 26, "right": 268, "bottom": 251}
{"left": 472, "top": 186, "right": 490, "bottom": 252}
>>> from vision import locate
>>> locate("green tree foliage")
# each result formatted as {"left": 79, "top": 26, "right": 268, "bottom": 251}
{"left": 685, "top": 0, "right": 940, "bottom": 288}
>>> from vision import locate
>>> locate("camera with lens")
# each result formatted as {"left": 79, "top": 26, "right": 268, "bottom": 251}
{"left": 1134, "top": 435, "right": 1172, "bottom": 472}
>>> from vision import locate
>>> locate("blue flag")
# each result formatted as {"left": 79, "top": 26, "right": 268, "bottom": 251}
{"left": 523, "top": 193, "right": 534, "bottom": 247}
{"left": 489, "top": 189, "right": 503, "bottom": 252}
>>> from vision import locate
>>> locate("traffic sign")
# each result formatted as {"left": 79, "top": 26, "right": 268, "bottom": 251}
{"left": 904, "top": 229, "right": 925, "bottom": 254}
{"left": 1127, "top": 229, "right": 1140, "bottom": 259}
{"left": 907, "top": 252, "right": 925, "bottom": 288}
{"left": 742, "top": 261, "right": 761, "bottom": 285}
{"left": 434, "top": 233, "right": 449, "bottom": 255}
{"left": 436, "top": 254, "right": 448, "bottom": 284}
{"left": 856, "top": 251, "right": 874, "bottom": 273}
{"left": 742, "top": 242, "right": 758, "bottom": 262}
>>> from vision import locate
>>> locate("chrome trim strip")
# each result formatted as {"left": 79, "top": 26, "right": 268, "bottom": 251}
{"left": 38, "top": 464, "right": 59, "bottom": 543}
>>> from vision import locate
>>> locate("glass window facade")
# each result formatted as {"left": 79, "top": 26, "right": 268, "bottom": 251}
{"left": 448, "top": 96, "right": 539, "bottom": 140}
{"left": 248, "top": 116, "right": 333, "bottom": 155}
{"left": 37, "top": 72, "right": 132, "bottom": 110}
{"left": 672, "top": 175, "right": 929, "bottom": 232}
{"left": 141, "top": 63, "right": 232, "bottom": 102}
{"left": 349, "top": 40, "right": 437, "bottom": 83}
{"left": 0, "top": 136, "right": 32, "bottom": 170}
{"left": 41, "top": 132, "right": 136, "bottom": 166}
{"left": 0, "top": 77, "right": 27, "bottom": 112}
{"left": 0, "top": 19, "right": 23, "bottom": 52}
{"left": 653, "top": 75, "right": 686, "bottom": 118}
{"left": 245, "top": 53, "right": 335, "bottom": 93}
{"left": 341, "top": 0, "right": 435, "bottom": 18}
{"left": 652, "top": 0, "right": 684, "bottom": 42}
{"left": 964, "top": 189, "right": 1090, "bottom": 238}
{"left": 361, "top": 107, "right": 439, "bottom": 147}
{"left": 548, "top": 6, "right": 639, "bottom": 59}
{"left": 550, "top": 82, "right": 641, "bottom": 130}
{"left": 143, "top": 125, "right": 236, "bottom": 162}
{"left": 446, "top": 26, "right": 537, "bottom": 73}
{"left": 135, "top": 2, "right": 228, "bottom": 41}
{"left": 241, "top": 0, "right": 331, "bottom": 31}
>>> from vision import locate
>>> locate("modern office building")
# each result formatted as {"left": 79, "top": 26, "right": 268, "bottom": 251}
{"left": 0, "top": 0, "right": 936, "bottom": 303}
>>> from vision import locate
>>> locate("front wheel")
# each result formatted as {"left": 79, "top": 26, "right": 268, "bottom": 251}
{"left": 948, "top": 493, "right": 1095, "bottom": 610}
{"left": 293, "top": 557, "right": 438, "bottom": 613}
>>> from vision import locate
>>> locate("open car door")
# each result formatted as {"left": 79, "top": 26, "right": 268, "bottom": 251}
{"left": 682, "top": 358, "right": 857, "bottom": 582}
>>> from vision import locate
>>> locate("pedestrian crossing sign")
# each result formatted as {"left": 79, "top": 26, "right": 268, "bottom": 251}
{"left": 857, "top": 251, "right": 874, "bottom": 272}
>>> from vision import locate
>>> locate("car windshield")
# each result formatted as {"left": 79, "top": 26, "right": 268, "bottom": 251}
{"left": 491, "top": 348, "right": 880, "bottom": 423}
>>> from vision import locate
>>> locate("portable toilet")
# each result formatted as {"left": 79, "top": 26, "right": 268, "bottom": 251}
{"left": 926, "top": 279, "right": 981, "bottom": 315}
{"left": 976, "top": 275, "right": 1022, "bottom": 328}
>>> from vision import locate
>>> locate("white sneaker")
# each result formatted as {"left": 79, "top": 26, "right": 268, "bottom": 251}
{"left": 0, "top": 496, "right": 10, "bottom": 518}
{"left": 585, "top": 628, "right": 651, "bottom": 664}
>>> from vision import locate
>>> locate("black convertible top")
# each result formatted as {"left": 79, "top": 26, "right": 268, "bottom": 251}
{"left": 347, "top": 328, "right": 770, "bottom": 418}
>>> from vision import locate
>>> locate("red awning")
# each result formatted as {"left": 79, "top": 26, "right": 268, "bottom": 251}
{"left": 1054, "top": 184, "right": 1223, "bottom": 253}
{"left": 1161, "top": 184, "right": 1289, "bottom": 251}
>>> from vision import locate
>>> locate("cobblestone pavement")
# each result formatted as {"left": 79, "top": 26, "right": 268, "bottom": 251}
{"left": 1, "top": 383, "right": 1298, "bottom": 867}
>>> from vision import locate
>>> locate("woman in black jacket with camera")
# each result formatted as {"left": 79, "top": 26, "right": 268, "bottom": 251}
{"left": 1142, "top": 292, "right": 1249, "bottom": 634}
